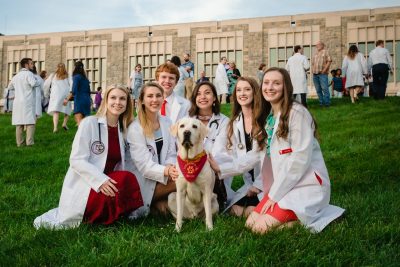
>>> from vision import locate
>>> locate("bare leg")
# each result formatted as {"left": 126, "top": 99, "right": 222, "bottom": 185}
{"left": 62, "top": 114, "right": 69, "bottom": 130}
{"left": 230, "top": 205, "right": 244, "bottom": 217}
{"left": 251, "top": 214, "right": 281, "bottom": 234}
{"left": 53, "top": 112, "right": 59, "bottom": 132}
{"left": 74, "top": 113, "right": 84, "bottom": 126}
{"left": 349, "top": 88, "right": 355, "bottom": 103}
{"left": 151, "top": 200, "right": 170, "bottom": 216}
{"left": 244, "top": 206, "right": 255, "bottom": 218}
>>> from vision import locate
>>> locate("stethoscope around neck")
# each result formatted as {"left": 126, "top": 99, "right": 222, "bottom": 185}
{"left": 91, "top": 123, "right": 105, "bottom": 155}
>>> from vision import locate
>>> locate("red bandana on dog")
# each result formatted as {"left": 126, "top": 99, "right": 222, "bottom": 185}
{"left": 177, "top": 151, "right": 208, "bottom": 183}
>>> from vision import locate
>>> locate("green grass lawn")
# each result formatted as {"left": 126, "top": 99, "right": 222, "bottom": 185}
{"left": 1, "top": 97, "right": 399, "bottom": 266}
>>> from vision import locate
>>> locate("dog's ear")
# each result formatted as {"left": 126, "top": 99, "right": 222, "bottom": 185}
{"left": 199, "top": 121, "right": 208, "bottom": 141}
{"left": 170, "top": 122, "right": 179, "bottom": 137}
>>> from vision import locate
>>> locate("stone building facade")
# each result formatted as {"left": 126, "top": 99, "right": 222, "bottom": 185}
{"left": 1, "top": 6, "right": 400, "bottom": 97}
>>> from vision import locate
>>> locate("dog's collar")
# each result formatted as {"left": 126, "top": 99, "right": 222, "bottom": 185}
{"left": 177, "top": 150, "right": 208, "bottom": 183}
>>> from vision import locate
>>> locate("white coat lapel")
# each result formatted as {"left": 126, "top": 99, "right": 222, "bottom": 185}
{"left": 234, "top": 113, "right": 246, "bottom": 157}
{"left": 170, "top": 96, "right": 181, "bottom": 124}
{"left": 159, "top": 117, "right": 169, "bottom": 165}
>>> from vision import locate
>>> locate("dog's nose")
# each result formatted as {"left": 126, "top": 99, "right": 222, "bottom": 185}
{"left": 183, "top": 130, "right": 191, "bottom": 137}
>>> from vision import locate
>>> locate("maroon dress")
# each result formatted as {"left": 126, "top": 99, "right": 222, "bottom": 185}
{"left": 83, "top": 126, "right": 143, "bottom": 225}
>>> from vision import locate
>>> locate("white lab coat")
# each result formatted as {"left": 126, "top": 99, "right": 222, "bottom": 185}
{"left": 3, "top": 87, "right": 15, "bottom": 112}
{"left": 44, "top": 73, "right": 73, "bottom": 115}
{"left": 163, "top": 92, "right": 191, "bottom": 124}
{"left": 342, "top": 53, "right": 367, "bottom": 88}
{"left": 212, "top": 112, "right": 265, "bottom": 211}
{"left": 34, "top": 116, "right": 127, "bottom": 229}
{"left": 126, "top": 116, "right": 177, "bottom": 216}
{"left": 174, "top": 66, "right": 189, "bottom": 97}
{"left": 285, "top": 53, "right": 309, "bottom": 94}
{"left": 214, "top": 63, "right": 229, "bottom": 95}
{"left": 8, "top": 68, "right": 40, "bottom": 125}
{"left": 33, "top": 74, "right": 44, "bottom": 118}
{"left": 264, "top": 103, "right": 345, "bottom": 232}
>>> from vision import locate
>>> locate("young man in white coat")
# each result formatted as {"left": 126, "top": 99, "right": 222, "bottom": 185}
{"left": 7, "top": 58, "right": 41, "bottom": 146}
{"left": 156, "top": 62, "right": 191, "bottom": 124}
{"left": 285, "top": 45, "right": 310, "bottom": 107}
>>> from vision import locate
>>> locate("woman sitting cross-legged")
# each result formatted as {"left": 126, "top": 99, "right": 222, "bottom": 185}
{"left": 34, "top": 84, "right": 143, "bottom": 229}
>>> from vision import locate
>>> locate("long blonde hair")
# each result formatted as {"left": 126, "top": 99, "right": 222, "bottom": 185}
{"left": 96, "top": 84, "right": 133, "bottom": 134}
{"left": 137, "top": 82, "right": 164, "bottom": 137}
{"left": 55, "top": 63, "right": 68, "bottom": 80}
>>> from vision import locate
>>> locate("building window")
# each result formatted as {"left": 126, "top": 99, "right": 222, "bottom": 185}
{"left": 66, "top": 41, "right": 107, "bottom": 90}
{"left": 128, "top": 37, "right": 172, "bottom": 83}
{"left": 6, "top": 44, "right": 46, "bottom": 82}
{"left": 196, "top": 32, "right": 243, "bottom": 82}
{"left": 67, "top": 58, "right": 106, "bottom": 90}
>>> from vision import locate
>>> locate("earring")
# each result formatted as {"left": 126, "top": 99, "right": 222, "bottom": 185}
{"left": 213, "top": 102, "right": 216, "bottom": 106}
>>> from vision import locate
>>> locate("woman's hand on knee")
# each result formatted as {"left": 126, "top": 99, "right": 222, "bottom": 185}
{"left": 99, "top": 179, "right": 118, "bottom": 197}
{"left": 260, "top": 198, "right": 276, "bottom": 214}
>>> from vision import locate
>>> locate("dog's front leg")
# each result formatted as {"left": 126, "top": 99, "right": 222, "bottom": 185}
{"left": 176, "top": 180, "right": 186, "bottom": 232}
{"left": 203, "top": 186, "right": 213, "bottom": 231}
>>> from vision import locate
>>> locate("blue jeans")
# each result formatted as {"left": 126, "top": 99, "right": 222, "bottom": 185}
{"left": 313, "top": 74, "right": 330, "bottom": 106}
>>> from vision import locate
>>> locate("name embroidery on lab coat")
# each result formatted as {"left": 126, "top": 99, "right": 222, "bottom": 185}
{"left": 279, "top": 148, "right": 292, "bottom": 155}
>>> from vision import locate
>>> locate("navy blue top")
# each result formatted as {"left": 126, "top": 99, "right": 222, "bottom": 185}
{"left": 72, "top": 74, "right": 91, "bottom": 116}
{"left": 332, "top": 77, "right": 343, "bottom": 92}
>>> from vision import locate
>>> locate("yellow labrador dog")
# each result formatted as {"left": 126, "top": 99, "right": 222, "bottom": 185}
{"left": 169, "top": 117, "right": 219, "bottom": 231}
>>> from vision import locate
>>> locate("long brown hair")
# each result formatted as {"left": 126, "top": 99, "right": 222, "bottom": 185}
{"left": 259, "top": 67, "right": 317, "bottom": 140}
{"left": 137, "top": 82, "right": 164, "bottom": 138}
{"left": 96, "top": 84, "right": 133, "bottom": 134}
{"left": 226, "top": 76, "right": 267, "bottom": 150}
{"left": 347, "top": 45, "right": 359, "bottom": 60}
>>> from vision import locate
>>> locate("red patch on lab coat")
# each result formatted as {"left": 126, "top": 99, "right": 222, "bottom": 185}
{"left": 315, "top": 172, "right": 322, "bottom": 185}
{"left": 279, "top": 148, "right": 292, "bottom": 155}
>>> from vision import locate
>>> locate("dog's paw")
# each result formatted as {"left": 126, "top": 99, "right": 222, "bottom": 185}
{"left": 206, "top": 224, "right": 214, "bottom": 231}
{"left": 175, "top": 223, "right": 182, "bottom": 232}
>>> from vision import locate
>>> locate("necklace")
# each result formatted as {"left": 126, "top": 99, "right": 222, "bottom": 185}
{"left": 197, "top": 115, "right": 212, "bottom": 121}
{"left": 108, "top": 122, "right": 119, "bottom": 127}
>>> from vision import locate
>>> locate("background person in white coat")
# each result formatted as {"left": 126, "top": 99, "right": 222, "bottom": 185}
{"left": 44, "top": 63, "right": 72, "bottom": 132}
{"left": 34, "top": 84, "right": 143, "bottom": 229}
{"left": 156, "top": 63, "right": 191, "bottom": 124}
{"left": 210, "top": 77, "right": 268, "bottom": 217}
{"left": 188, "top": 81, "right": 230, "bottom": 210}
{"left": 245, "top": 67, "right": 345, "bottom": 234}
{"left": 31, "top": 65, "right": 44, "bottom": 120}
{"left": 285, "top": 45, "right": 310, "bottom": 107}
{"left": 214, "top": 57, "right": 230, "bottom": 104}
{"left": 127, "top": 82, "right": 179, "bottom": 216}
{"left": 7, "top": 58, "right": 40, "bottom": 147}
{"left": 342, "top": 45, "right": 368, "bottom": 104}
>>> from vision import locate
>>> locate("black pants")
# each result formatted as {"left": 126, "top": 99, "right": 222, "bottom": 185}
{"left": 293, "top": 93, "right": 307, "bottom": 108}
{"left": 372, "top": 64, "right": 389, "bottom": 100}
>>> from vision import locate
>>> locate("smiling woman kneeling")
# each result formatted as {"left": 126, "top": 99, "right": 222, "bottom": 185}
{"left": 245, "top": 68, "right": 345, "bottom": 234}
{"left": 34, "top": 84, "right": 143, "bottom": 229}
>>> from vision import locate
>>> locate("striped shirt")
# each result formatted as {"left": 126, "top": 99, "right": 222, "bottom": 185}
{"left": 312, "top": 49, "right": 332, "bottom": 74}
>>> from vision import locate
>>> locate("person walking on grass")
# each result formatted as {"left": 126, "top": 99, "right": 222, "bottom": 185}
{"left": 285, "top": 45, "right": 309, "bottom": 107}
{"left": 7, "top": 58, "right": 41, "bottom": 147}
{"left": 34, "top": 84, "right": 143, "bottom": 229}
{"left": 44, "top": 63, "right": 72, "bottom": 132}
{"left": 245, "top": 67, "right": 345, "bottom": 234}
{"left": 342, "top": 45, "right": 368, "bottom": 104}
{"left": 64, "top": 61, "right": 91, "bottom": 126}
{"left": 367, "top": 40, "right": 393, "bottom": 100}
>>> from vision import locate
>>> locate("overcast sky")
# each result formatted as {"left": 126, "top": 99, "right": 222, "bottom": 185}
{"left": 0, "top": 0, "right": 398, "bottom": 35}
